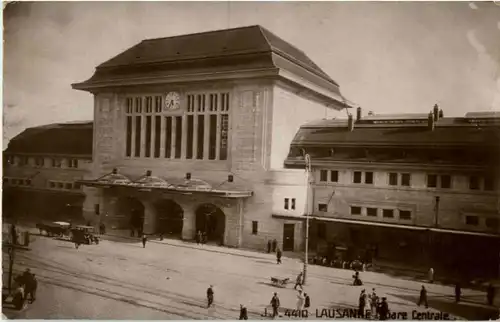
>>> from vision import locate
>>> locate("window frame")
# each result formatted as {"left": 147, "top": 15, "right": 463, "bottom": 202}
{"left": 364, "top": 171, "right": 374, "bottom": 184}
{"left": 319, "top": 170, "right": 328, "bottom": 182}
{"left": 353, "top": 171, "right": 362, "bottom": 184}
{"left": 330, "top": 170, "right": 339, "bottom": 183}
{"left": 318, "top": 203, "right": 328, "bottom": 212}
{"left": 401, "top": 173, "right": 411, "bottom": 187}
{"left": 252, "top": 221, "right": 258, "bottom": 235}
{"left": 399, "top": 210, "right": 412, "bottom": 220}
{"left": 382, "top": 209, "right": 394, "bottom": 218}
{"left": 388, "top": 173, "right": 398, "bottom": 186}
{"left": 366, "top": 208, "right": 378, "bottom": 217}
{"left": 350, "top": 206, "right": 362, "bottom": 215}
{"left": 465, "top": 216, "right": 479, "bottom": 226}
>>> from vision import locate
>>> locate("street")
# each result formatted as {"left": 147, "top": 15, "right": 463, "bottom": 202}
{"left": 3, "top": 234, "right": 497, "bottom": 320}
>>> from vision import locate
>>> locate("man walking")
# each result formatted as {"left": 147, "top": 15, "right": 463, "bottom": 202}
{"left": 418, "top": 285, "right": 428, "bottom": 308}
{"left": 294, "top": 272, "right": 303, "bottom": 290}
{"left": 296, "top": 290, "right": 305, "bottom": 310}
{"left": 270, "top": 292, "right": 280, "bottom": 319}
{"left": 239, "top": 304, "right": 248, "bottom": 320}
{"left": 207, "top": 285, "right": 214, "bottom": 308}
{"left": 142, "top": 234, "right": 147, "bottom": 248}
{"left": 276, "top": 248, "right": 282, "bottom": 264}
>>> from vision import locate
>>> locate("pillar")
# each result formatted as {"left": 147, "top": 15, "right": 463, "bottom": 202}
{"left": 224, "top": 200, "right": 243, "bottom": 248}
{"left": 180, "top": 202, "right": 196, "bottom": 240}
{"left": 142, "top": 201, "right": 156, "bottom": 234}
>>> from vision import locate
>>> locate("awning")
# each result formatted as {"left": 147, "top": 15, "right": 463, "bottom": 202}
{"left": 272, "top": 214, "right": 500, "bottom": 238}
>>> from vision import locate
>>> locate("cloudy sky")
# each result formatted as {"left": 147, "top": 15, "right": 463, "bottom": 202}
{"left": 3, "top": 1, "right": 500, "bottom": 145}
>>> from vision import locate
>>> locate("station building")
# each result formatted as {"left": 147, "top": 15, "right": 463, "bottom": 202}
{"left": 280, "top": 108, "right": 500, "bottom": 278}
{"left": 71, "top": 25, "right": 349, "bottom": 249}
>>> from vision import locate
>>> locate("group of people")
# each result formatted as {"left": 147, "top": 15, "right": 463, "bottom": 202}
{"left": 358, "top": 288, "right": 389, "bottom": 320}
{"left": 196, "top": 230, "right": 208, "bottom": 245}
{"left": 12, "top": 268, "right": 38, "bottom": 310}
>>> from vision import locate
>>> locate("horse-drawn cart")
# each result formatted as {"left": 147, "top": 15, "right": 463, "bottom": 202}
{"left": 270, "top": 277, "right": 290, "bottom": 287}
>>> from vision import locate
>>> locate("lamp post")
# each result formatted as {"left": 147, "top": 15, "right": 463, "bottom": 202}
{"left": 303, "top": 154, "right": 312, "bottom": 285}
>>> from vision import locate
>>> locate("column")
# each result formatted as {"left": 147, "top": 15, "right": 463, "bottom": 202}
{"left": 181, "top": 115, "right": 187, "bottom": 159}
{"left": 171, "top": 117, "right": 177, "bottom": 159}
{"left": 181, "top": 202, "right": 196, "bottom": 240}
{"left": 150, "top": 115, "right": 156, "bottom": 158}
{"left": 140, "top": 114, "right": 146, "bottom": 158}
{"left": 131, "top": 115, "right": 136, "bottom": 158}
{"left": 223, "top": 200, "right": 243, "bottom": 248}
{"left": 203, "top": 113, "right": 210, "bottom": 159}
{"left": 142, "top": 201, "right": 156, "bottom": 235}
{"left": 159, "top": 116, "right": 166, "bottom": 157}
{"left": 215, "top": 113, "right": 221, "bottom": 160}
{"left": 193, "top": 114, "right": 199, "bottom": 159}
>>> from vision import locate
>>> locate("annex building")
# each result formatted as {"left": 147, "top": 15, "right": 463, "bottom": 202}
{"left": 71, "top": 25, "right": 348, "bottom": 249}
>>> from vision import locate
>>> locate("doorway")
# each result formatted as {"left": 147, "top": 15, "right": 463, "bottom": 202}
{"left": 116, "top": 197, "right": 145, "bottom": 236}
{"left": 195, "top": 204, "right": 225, "bottom": 244}
{"left": 283, "top": 223, "right": 295, "bottom": 251}
{"left": 154, "top": 199, "right": 184, "bottom": 238}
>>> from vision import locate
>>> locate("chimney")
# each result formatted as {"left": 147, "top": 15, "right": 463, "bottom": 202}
{"left": 112, "top": 168, "right": 118, "bottom": 174}
{"left": 186, "top": 172, "right": 191, "bottom": 180}
{"left": 146, "top": 170, "right": 152, "bottom": 176}
{"left": 433, "top": 104, "right": 439, "bottom": 121}
{"left": 428, "top": 112, "right": 435, "bottom": 131}
{"left": 439, "top": 109, "right": 444, "bottom": 118}
{"left": 228, "top": 174, "right": 234, "bottom": 182}
{"left": 348, "top": 114, "right": 354, "bottom": 131}
{"left": 356, "top": 107, "right": 362, "bottom": 121}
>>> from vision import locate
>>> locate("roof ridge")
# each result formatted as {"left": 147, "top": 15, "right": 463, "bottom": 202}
{"left": 142, "top": 25, "right": 261, "bottom": 43}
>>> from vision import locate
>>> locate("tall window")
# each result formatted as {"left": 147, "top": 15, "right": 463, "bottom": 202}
{"left": 186, "top": 115, "right": 194, "bottom": 159}
{"left": 126, "top": 116, "right": 132, "bottom": 157}
{"left": 469, "top": 176, "right": 480, "bottom": 190}
{"left": 330, "top": 170, "right": 339, "bottom": 182}
{"left": 389, "top": 173, "right": 398, "bottom": 186}
{"left": 134, "top": 116, "right": 142, "bottom": 157}
{"left": 165, "top": 116, "right": 172, "bottom": 158}
{"left": 175, "top": 116, "right": 182, "bottom": 158}
{"left": 353, "top": 171, "right": 362, "bottom": 184}
{"left": 365, "top": 172, "right": 373, "bottom": 184}
{"left": 154, "top": 116, "right": 161, "bottom": 158}
{"left": 197, "top": 115, "right": 205, "bottom": 159}
{"left": 209, "top": 115, "right": 217, "bottom": 160}
{"left": 145, "top": 116, "right": 152, "bottom": 157}
{"left": 320, "top": 170, "right": 328, "bottom": 182}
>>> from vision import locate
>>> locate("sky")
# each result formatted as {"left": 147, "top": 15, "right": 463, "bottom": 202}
{"left": 3, "top": 1, "right": 500, "bottom": 146}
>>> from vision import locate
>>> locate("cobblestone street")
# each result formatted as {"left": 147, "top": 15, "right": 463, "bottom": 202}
{"left": 3, "top": 234, "right": 498, "bottom": 320}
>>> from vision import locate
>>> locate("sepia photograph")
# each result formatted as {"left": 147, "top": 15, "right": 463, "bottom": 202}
{"left": 2, "top": 1, "right": 500, "bottom": 320}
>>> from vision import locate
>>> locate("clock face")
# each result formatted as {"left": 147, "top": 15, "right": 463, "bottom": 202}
{"left": 164, "top": 92, "right": 181, "bottom": 111}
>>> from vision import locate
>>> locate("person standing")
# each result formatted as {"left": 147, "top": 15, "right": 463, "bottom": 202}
{"left": 267, "top": 240, "right": 272, "bottom": 253}
{"left": 370, "top": 288, "right": 379, "bottom": 318}
{"left": 276, "top": 248, "right": 282, "bottom": 264}
{"left": 294, "top": 272, "right": 303, "bottom": 290}
{"left": 196, "top": 230, "right": 202, "bottom": 245}
{"left": 207, "top": 285, "right": 214, "bottom": 308}
{"left": 428, "top": 267, "right": 434, "bottom": 283}
{"left": 11, "top": 224, "right": 18, "bottom": 245}
{"left": 272, "top": 239, "right": 277, "bottom": 253}
{"left": 455, "top": 283, "right": 461, "bottom": 303}
{"left": 239, "top": 304, "right": 248, "bottom": 320}
{"left": 270, "top": 292, "right": 280, "bottom": 319}
{"left": 142, "top": 234, "right": 147, "bottom": 248}
{"left": 296, "top": 290, "right": 305, "bottom": 310}
{"left": 378, "top": 297, "right": 389, "bottom": 320}
{"left": 487, "top": 283, "right": 495, "bottom": 306}
{"left": 358, "top": 289, "right": 367, "bottom": 318}
{"left": 304, "top": 293, "right": 311, "bottom": 309}
{"left": 418, "top": 285, "right": 428, "bottom": 308}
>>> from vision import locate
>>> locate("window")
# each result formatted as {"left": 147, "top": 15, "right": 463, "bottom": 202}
{"left": 469, "top": 176, "right": 480, "bottom": 190}
{"left": 196, "top": 115, "right": 205, "bottom": 159}
{"left": 165, "top": 116, "right": 172, "bottom": 158}
{"left": 389, "top": 173, "right": 398, "bottom": 186}
{"left": 284, "top": 198, "right": 289, "bottom": 210}
{"left": 25, "top": 179, "right": 31, "bottom": 186}
{"left": 353, "top": 171, "right": 362, "bottom": 184}
{"left": 145, "top": 96, "right": 153, "bottom": 113}
{"left": 330, "top": 170, "right": 338, "bottom": 182}
{"left": 175, "top": 116, "right": 182, "bottom": 159}
{"left": 154, "top": 96, "right": 162, "bottom": 113}
{"left": 401, "top": 173, "right": 411, "bottom": 187}
{"left": 484, "top": 177, "right": 495, "bottom": 191}
{"left": 318, "top": 203, "right": 328, "bottom": 212}
{"left": 399, "top": 210, "right": 412, "bottom": 220}
{"left": 209, "top": 115, "right": 217, "bottom": 160}
{"left": 94, "top": 204, "right": 100, "bottom": 215}
{"left": 145, "top": 116, "right": 152, "bottom": 157}
{"left": 68, "top": 159, "right": 78, "bottom": 168}
{"left": 350, "top": 206, "right": 362, "bottom": 215}
{"left": 4, "top": 178, "right": 9, "bottom": 184}
{"left": 367, "top": 208, "right": 378, "bottom": 217}
{"left": 219, "top": 114, "right": 229, "bottom": 160}
{"left": 441, "top": 175, "right": 451, "bottom": 189}
{"left": 154, "top": 116, "right": 161, "bottom": 158}
{"left": 126, "top": 97, "right": 133, "bottom": 114}
{"left": 320, "top": 170, "right": 328, "bottom": 182}
{"left": 74, "top": 182, "right": 82, "bottom": 190}
{"left": 19, "top": 156, "right": 28, "bottom": 166}
{"left": 57, "top": 182, "right": 64, "bottom": 189}
{"left": 186, "top": 115, "right": 194, "bottom": 159}
{"left": 51, "top": 158, "right": 62, "bottom": 168}
{"left": 49, "top": 181, "right": 55, "bottom": 188}
{"left": 126, "top": 116, "right": 132, "bottom": 157}
{"left": 35, "top": 157, "right": 45, "bottom": 167}
{"left": 291, "top": 198, "right": 296, "bottom": 210}
{"left": 365, "top": 172, "right": 373, "bottom": 184}
{"left": 135, "top": 97, "right": 142, "bottom": 113}
{"left": 252, "top": 221, "right": 258, "bottom": 235}
{"left": 486, "top": 218, "right": 499, "bottom": 229}
{"left": 427, "top": 174, "right": 437, "bottom": 188}
{"left": 134, "top": 116, "right": 142, "bottom": 157}
{"left": 65, "top": 183, "right": 72, "bottom": 189}
{"left": 382, "top": 209, "right": 394, "bottom": 218}
{"left": 317, "top": 223, "right": 326, "bottom": 239}
{"left": 465, "top": 216, "right": 479, "bottom": 226}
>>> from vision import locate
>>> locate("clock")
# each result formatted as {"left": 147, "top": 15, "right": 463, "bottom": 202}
{"left": 165, "top": 92, "right": 181, "bottom": 111}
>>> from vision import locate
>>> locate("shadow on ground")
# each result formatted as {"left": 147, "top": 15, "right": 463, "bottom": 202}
{"left": 389, "top": 293, "right": 498, "bottom": 320}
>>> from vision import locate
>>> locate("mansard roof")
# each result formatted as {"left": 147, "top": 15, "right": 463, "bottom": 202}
{"left": 4, "top": 121, "right": 93, "bottom": 156}
{"left": 72, "top": 25, "right": 345, "bottom": 106}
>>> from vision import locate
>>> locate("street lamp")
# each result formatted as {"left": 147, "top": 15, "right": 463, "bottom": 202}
{"left": 303, "top": 154, "right": 313, "bottom": 285}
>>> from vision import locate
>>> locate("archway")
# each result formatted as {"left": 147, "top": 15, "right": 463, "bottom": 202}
{"left": 154, "top": 199, "right": 184, "bottom": 238}
{"left": 116, "top": 197, "right": 145, "bottom": 236}
{"left": 195, "top": 204, "right": 226, "bottom": 245}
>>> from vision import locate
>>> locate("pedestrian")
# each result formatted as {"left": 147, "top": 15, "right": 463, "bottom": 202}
{"left": 11, "top": 224, "right": 18, "bottom": 245}
{"left": 428, "top": 267, "right": 434, "bottom": 283}
{"left": 455, "top": 283, "right": 461, "bottom": 303}
{"left": 202, "top": 232, "right": 207, "bottom": 245}
{"left": 487, "top": 283, "right": 495, "bottom": 306}
{"left": 75, "top": 240, "right": 81, "bottom": 249}
{"left": 276, "top": 248, "right": 282, "bottom": 264}
{"left": 100, "top": 223, "right": 106, "bottom": 235}
{"left": 294, "top": 272, "right": 303, "bottom": 290}
{"left": 272, "top": 239, "right": 277, "bottom": 252}
{"left": 370, "top": 288, "right": 379, "bottom": 318}
{"left": 304, "top": 292, "right": 311, "bottom": 309}
{"left": 159, "top": 233, "right": 164, "bottom": 241}
{"left": 296, "top": 290, "right": 305, "bottom": 310}
{"left": 267, "top": 240, "right": 272, "bottom": 253}
{"left": 207, "top": 285, "right": 214, "bottom": 308}
{"left": 358, "top": 289, "right": 367, "bottom": 317}
{"left": 378, "top": 297, "right": 389, "bottom": 320}
{"left": 142, "top": 234, "right": 147, "bottom": 248}
{"left": 270, "top": 292, "right": 280, "bottom": 318}
{"left": 239, "top": 304, "right": 248, "bottom": 320}
{"left": 25, "top": 273, "right": 37, "bottom": 303}
{"left": 196, "top": 230, "right": 202, "bottom": 245}
{"left": 418, "top": 285, "right": 428, "bottom": 308}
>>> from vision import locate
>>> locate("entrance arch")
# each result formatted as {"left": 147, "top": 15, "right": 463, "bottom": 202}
{"left": 154, "top": 199, "right": 184, "bottom": 237}
{"left": 116, "top": 197, "right": 145, "bottom": 236}
{"left": 196, "top": 204, "right": 226, "bottom": 245}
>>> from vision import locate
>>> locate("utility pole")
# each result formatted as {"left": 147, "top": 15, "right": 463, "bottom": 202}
{"left": 303, "top": 154, "right": 312, "bottom": 285}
